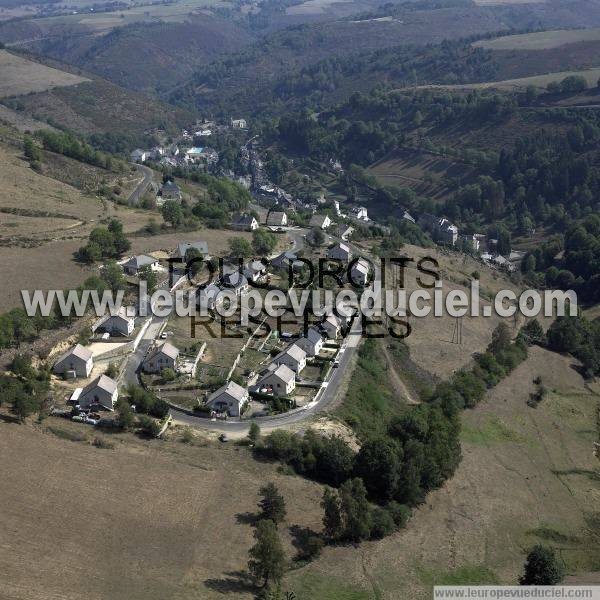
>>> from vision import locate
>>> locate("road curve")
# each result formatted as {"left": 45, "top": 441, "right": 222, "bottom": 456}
{"left": 128, "top": 163, "right": 153, "bottom": 206}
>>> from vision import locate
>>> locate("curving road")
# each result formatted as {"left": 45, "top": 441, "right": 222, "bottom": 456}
{"left": 128, "top": 163, "right": 153, "bottom": 206}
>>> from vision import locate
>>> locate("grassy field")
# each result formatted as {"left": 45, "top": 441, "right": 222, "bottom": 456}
{"left": 287, "top": 346, "right": 600, "bottom": 597}
{"left": 474, "top": 28, "right": 600, "bottom": 50}
{"left": 0, "top": 419, "right": 325, "bottom": 600}
{"left": 423, "top": 67, "right": 600, "bottom": 92}
{"left": 0, "top": 49, "right": 88, "bottom": 98}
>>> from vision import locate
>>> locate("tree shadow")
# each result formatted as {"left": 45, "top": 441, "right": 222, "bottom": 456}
{"left": 289, "top": 524, "right": 322, "bottom": 562}
{"left": 204, "top": 570, "right": 256, "bottom": 594}
{"left": 235, "top": 511, "right": 261, "bottom": 526}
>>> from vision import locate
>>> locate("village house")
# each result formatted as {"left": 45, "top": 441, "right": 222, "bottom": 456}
{"left": 309, "top": 214, "right": 332, "bottom": 230}
{"left": 160, "top": 180, "right": 182, "bottom": 201}
{"left": 244, "top": 260, "right": 268, "bottom": 283}
{"left": 98, "top": 306, "right": 135, "bottom": 336}
{"left": 321, "top": 313, "right": 342, "bottom": 339}
{"left": 143, "top": 341, "right": 179, "bottom": 374}
{"left": 175, "top": 241, "right": 210, "bottom": 260}
{"left": 197, "top": 283, "right": 224, "bottom": 311}
{"left": 266, "top": 211, "right": 288, "bottom": 227}
{"left": 222, "top": 269, "right": 249, "bottom": 296}
{"left": 460, "top": 233, "right": 480, "bottom": 251}
{"left": 334, "top": 223, "right": 354, "bottom": 241}
{"left": 122, "top": 254, "right": 160, "bottom": 276}
{"left": 130, "top": 149, "right": 147, "bottom": 163}
{"left": 206, "top": 381, "right": 249, "bottom": 417}
{"left": 273, "top": 343, "right": 307, "bottom": 374}
{"left": 231, "top": 118, "right": 247, "bottom": 129}
{"left": 78, "top": 374, "right": 118, "bottom": 411}
{"left": 257, "top": 364, "right": 295, "bottom": 396}
{"left": 53, "top": 344, "right": 93, "bottom": 379}
{"left": 231, "top": 213, "right": 259, "bottom": 231}
{"left": 328, "top": 242, "right": 352, "bottom": 263}
{"left": 295, "top": 327, "right": 324, "bottom": 357}
{"left": 271, "top": 251, "right": 300, "bottom": 271}
{"left": 350, "top": 258, "right": 371, "bottom": 286}
{"left": 351, "top": 206, "right": 369, "bottom": 221}
{"left": 418, "top": 213, "right": 458, "bottom": 246}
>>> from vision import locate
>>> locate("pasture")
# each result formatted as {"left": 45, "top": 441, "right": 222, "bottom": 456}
{"left": 0, "top": 50, "right": 88, "bottom": 98}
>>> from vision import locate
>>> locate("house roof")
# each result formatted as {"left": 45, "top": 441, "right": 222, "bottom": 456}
{"left": 284, "top": 343, "right": 306, "bottom": 363}
{"left": 177, "top": 241, "right": 209, "bottom": 257}
{"left": 162, "top": 180, "right": 180, "bottom": 191}
{"left": 208, "top": 380, "right": 247, "bottom": 403}
{"left": 267, "top": 211, "right": 286, "bottom": 224}
{"left": 147, "top": 341, "right": 179, "bottom": 361}
{"left": 309, "top": 214, "right": 330, "bottom": 227}
{"left": 328, "top": 242, "right": 350, "bottom": 256}
{"left": 222, "top": 270, "right": 248, "bottom": 288}
{"left": 305, "top": 327, "right": 323, "bottom": 344}
{"left": 55, "top": 343, "right": 93, "bottom": 366}
{"left": 232, "top": 213, "right": 257, "bottom": 225}
{"left": 124, "top": 255, "right": 157, "bottom": 270}
{"left": 323, "top": 313, "right": 341, "bottom": 328}
{"left": 82, "top": 374, "right": 117, "bottom": 396}
{"left": 272, "top": 251, "right": 297, "bottom": 267}
{"left": 352, "top": 258, "right": 370, "bottom": 275}
{"left": 261, "top": 364, "right": 295, "bottom": 385}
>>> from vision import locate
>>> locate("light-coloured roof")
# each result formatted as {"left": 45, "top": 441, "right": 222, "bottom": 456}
{"left": 124, "top": 255, "right": 157, "bottom": 269}
{"left": 147, "top": 341, "right": 179, "bottom": 361}
{"left": 284, "top": 343, "right": 306, "bottom": 363}
{"left": 177, "top": 241, "right": 209, "bottom": 257}
{"left": 351, "top": 258, "right": 370, "bottom": 275}
{"left": 324, "top": 313, "right": 341, "bottom": 328}
{"left": 262, "top": 363, "right": 295, "bottom": 385}
{"left": 54, "top": 343, "right": 93, "bottom": 366}
{"left": 208, "top": 380, "right": 247, "bottom": 403}
{"left": 82, "top": 374, "right": 117, "bottom": 396}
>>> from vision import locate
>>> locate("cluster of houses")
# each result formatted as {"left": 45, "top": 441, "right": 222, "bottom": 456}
{"left": 131, "top": 144, "right": 218, "bottom": 171}
{"left": 204, "top": 313, "right": 346, "bottom": 417}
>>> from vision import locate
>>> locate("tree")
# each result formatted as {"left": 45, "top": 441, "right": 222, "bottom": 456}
{"left": 354, "top": 438, "right": 401, "bottom": 502}
{"left": 310, "top": 227, "right": 325, "bottom": 246}
{"left": 101, "top": 260, "right": 126, "bottom": 292}
{"left": 12, "top": 389, "right": 39, "bottom": 422}
{"left": 161, "top": 200, "right": 184, "bottom": 228}
{"left": 161, "top": 367, "right": 176, "bottom": 382}
{"left": 488, "top": 323, "right": 512, "bottom": 356}
{"left": 321, "top": 487, "right": 343, "bottom": 540}
{"left": 116, "top": 398, "right": 135, "bottom": 430}
{"left": 248, "top": 519, "right": 286, "bottom": 588}
{"left": 105, "top": 363, "right": 118, "bottom": 378}
{"left": 252, "top": 229, "right": 278, "bottom": 255}
{"left": 520, "top": 544, "right": 564, "bottom": 585}
{"left": 248, "top": 421, "right": 261, "bottom": 444}
{"left": 138, "top": 264, "right": 158, "bottom": 294}
{"left": 258, "top": 483, "right": 286, "bottom": 526}
{"left": 23, "top": 135, "right": 41, "bottom": 162}
{"left": 137, "top": 414, "right": 161, "bottom": 437}
{"left": 229, "top": 237, "right": 253, "bottom": 259}
{"left": 339, "top": 478, "right": 372, "bottom": 542}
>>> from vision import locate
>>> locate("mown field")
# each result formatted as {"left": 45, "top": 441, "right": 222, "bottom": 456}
{"left": 474, "top": 27, "right": 600, "bottom": 50}
{"left": 0, "top": 49, "right": 88, "bottom": 98}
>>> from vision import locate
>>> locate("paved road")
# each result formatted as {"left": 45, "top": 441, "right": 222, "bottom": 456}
{"left": 128, "top": 163, "right": 153, "bottom": 206}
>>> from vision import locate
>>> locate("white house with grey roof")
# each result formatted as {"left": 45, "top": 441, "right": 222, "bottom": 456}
{"left": 206, "top": 381, "right": 249, "bottom": 417}
{"left": 309, "top": 214, "right": 332, "bottom": 230}
{"left": 175, "top": 241, "right": 209, "bottom": 259}
{"left": 350, "top": 258, "right": 371, "bottom": 286}
{"left": 221, "top": 269, "right": 249, "bottom": 296}
{"left": 273, "top": 343, "right": 307, "bottom": 374}
{"left": 327, "top": 242, "right": 352, "bottom": 263}
{"left": 197, "top": 283, "right": 224, "bottom": 311}
{"left": 257, "top": 364, "right": 295, "bottom": 396}
{"left": 160, "top": 180, "right": 181, "bottom": 201}
{"left": 244, "top": 260, "right": 268, "bottom": 283}
{"left": 143, "top": 342, "right": 179, "bottom": 373}
{"left": 231, "top": 214, "right": 259, "bottom": 231}
{"left": 97, "top": 306, "right": 135, "bottom": 336}
{"left": 266, "top": 211, "right": 287, "bottom": 227}
{"left": 295, "top": 327, "right": 324, "bottom": 357}
{"left": 322, "top": 313, "right": 342, "bottom": 339}
{"left": 53, "top": 344, "right": 93, "bottom": 379}
{"left": 78, "top": 374, "right": 118, "bottom": 411}
{"left": 122, "top": 255, "right": 159, "bottom": 276}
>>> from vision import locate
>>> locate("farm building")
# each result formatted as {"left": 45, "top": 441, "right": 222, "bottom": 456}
{"left": 266, "top": 211, "right": 287, "bottom": 227}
